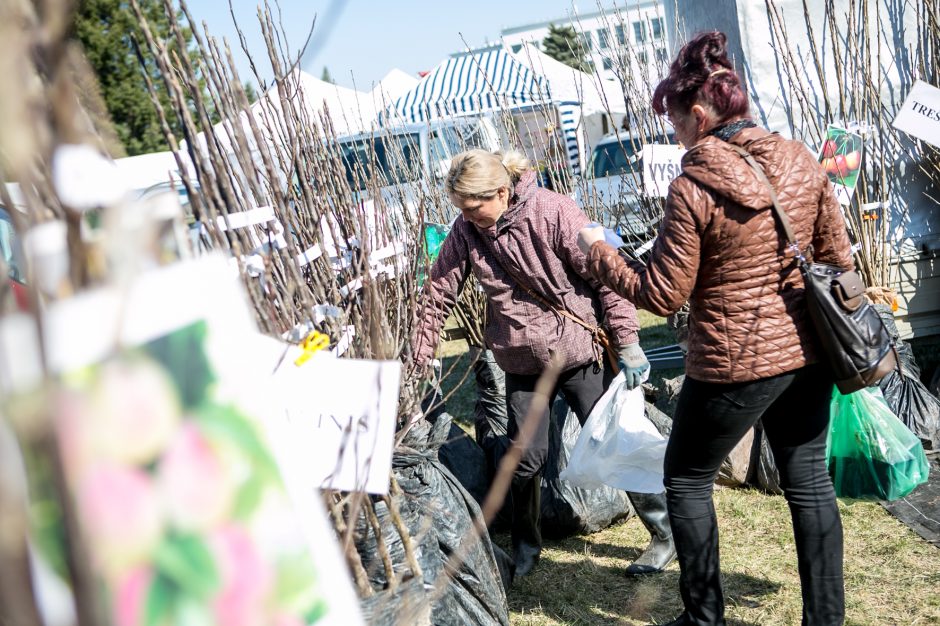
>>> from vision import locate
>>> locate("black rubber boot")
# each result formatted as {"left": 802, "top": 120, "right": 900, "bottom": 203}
{"left": 625, "top": 491, "right": 677, "bottom": 576}
{"left": 510, "top": 474, "right": 542, "bottom": 577}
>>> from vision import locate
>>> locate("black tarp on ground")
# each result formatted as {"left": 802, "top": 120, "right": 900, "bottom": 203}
{"left": 881, "top": 455, "right": 940, "bottom": 547}
{"left": 357, "top": 413, "right": 510, "bottom": 626}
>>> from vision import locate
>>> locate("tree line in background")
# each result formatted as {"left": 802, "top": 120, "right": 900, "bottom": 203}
{"left": 74, "top": 0, "right": 257, "bottom": 157}
{"left": 542, "top": 23, "right": 593, "bottom": 74}
{"left": 75, "top": 0, "right": 589, "bottom": 158}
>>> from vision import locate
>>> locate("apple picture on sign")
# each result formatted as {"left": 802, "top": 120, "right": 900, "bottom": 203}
{"left": 817, "top": 125, "right": 864, "bottom": 204}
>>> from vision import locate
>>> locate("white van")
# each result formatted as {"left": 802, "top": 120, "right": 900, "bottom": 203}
{"left": 335, "top": 116, "right": 502, "bottom": 194}
{"left": 576, "top": 128, "right": 676, "bottom": 239}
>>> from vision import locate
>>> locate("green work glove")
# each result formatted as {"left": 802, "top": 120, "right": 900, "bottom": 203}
{"left": 618, "top": 342, "right": 650, "bottom": 390}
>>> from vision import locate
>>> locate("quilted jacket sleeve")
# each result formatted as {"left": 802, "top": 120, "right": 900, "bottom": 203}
{"left": 587, "top": 180, "right": 704, "bottom": 317}
{"left": 555, "top": 199, "right": 640, "bottom": 346}
{"left": 410, "top": 226, "right": 470, "bottom": 367}
{"left": 812, "top": 176, "right": 855, "bottom": 271}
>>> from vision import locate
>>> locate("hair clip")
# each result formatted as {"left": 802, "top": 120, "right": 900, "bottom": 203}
{"left": 708, "top": 68, "right": 731, "bottom": 78}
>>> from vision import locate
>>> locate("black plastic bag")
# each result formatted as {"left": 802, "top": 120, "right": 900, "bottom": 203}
{"left": 644, "top": 401, "right": 673, "bottom": 437}
{"left": 746, "top": 421, "right": 782, "bottom": 494}
{"left": 439, "top": 422, "right": 490, "bottom": 505}
{"left": 654, "top": 374, "right": 685, "bottom": 423}
{"left": 880, "top": 372, "right": 940, "bottom": 450}
{"left": 437, "top": 425, "right": 516, "bottom": 590}
{"left": 873, "top": 305, "right": 940, "bottom": 450}
{"left": 359, "top": 578, "right": 432, "bottom": 626}
{"left": 540, "top": 398, "right": 634, "bottom": 537}
{"left": 473, "top": 350, "right": 510, "bottom": 472}
{"left": 357, "top": 414, "right": 509, "bottom": 626}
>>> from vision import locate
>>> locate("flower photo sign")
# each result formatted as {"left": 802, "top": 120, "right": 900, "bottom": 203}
{"left": 0, "top": 255, "right": 362, "bottom": 626}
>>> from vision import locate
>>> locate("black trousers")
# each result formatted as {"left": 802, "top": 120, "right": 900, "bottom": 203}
{"left": 666, "top": 364, "right": 844, "bottom": 626}
{"left": 505, "top": 361, "right": 610, "bottom": 480}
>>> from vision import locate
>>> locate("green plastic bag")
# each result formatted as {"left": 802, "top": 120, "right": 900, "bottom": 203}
{"left": 827, "top": 387, "right": 930, "bottom": 500}
{"left": 417, "top": 222, "right": 450, "bottom": 287}
{"left": 423, "top": 222, "right": 450, "bottom": 261}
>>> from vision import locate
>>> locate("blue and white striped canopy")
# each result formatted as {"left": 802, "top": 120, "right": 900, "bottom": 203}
{"left": 391, "top": 49, "right": 551, "bottom": 123}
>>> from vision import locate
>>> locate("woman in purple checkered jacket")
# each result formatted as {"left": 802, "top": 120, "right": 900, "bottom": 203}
{"left": 410, "top": 148, "right": 675, "bottom": 578}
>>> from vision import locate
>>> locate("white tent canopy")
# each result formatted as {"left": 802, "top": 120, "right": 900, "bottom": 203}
{"left": 195, "top": 70, "right": 378, "bottom": 159}
{"left": 388, "top": 46, "right": 632, "bottom": 174}
{"left": 369, "top": 69, "right": 419, "bottom": 106}
{"left": 511, "top": 43, "right": 629, "bottom": 156}
{"left": 245, "top": 70, "right": 376, "bottom": 137}
{"left": 386, "top": 49, "right": 594, "bottom": 171}
{"left": 511, "top": 43, "right": 626, "bottom": 118}
{"left": 113, "top": 150, "right": 194, "bottom": 195}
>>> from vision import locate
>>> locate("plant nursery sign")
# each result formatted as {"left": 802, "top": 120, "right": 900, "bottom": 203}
{"left": 817, "top": 125, "right": 864, "bottom": 205}
{"left": 262, "top": 337, "right": 401, "bottom": 496}
{"left": 642, "top": 144, "right": 686, "bottom": 198}
{"left": 892, "top": 79, "right": 940, "bottom": 149}
{"left": 0, "top": 255, "right": 363, "bottom": 626}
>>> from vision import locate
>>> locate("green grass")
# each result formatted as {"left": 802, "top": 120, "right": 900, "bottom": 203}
{"left": 505, "top": 491, "right": 940, "bottom": 625}
{"left": 432, "top": 312, "right": 940, "bottom": 625}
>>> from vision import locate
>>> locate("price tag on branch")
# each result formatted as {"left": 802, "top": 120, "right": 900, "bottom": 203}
{"left": 263, "top": 339, "right": 401, "bottom": 495}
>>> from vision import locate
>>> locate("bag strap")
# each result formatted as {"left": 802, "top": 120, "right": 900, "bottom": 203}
{"left": 487, "top": 248, "right": 598, "bottom": 334}
{"left": 486, "top": 246, "right": 619, "bottom": 369}
{"left": 725, "top": 143, "right": 808, "bottom": 264}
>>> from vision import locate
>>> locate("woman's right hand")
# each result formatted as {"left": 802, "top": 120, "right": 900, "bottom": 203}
{"left": 578, "top": 223, "right": 622, "bottom": 255}
{"left": 578, "top": 223, "right": 607, "bottom": 255}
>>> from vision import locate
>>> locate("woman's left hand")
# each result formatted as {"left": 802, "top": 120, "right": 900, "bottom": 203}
{"left": 578, "top": 223, "right": 607, "bottom": 255}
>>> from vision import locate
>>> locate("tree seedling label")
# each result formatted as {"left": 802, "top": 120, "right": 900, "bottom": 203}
{"left": 818, "top": 125, "right": 864, "bottom": 206}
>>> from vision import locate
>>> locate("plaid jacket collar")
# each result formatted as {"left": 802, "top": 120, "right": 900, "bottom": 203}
{"left": 493, "top": 170, "right": 538, "bottom": 235}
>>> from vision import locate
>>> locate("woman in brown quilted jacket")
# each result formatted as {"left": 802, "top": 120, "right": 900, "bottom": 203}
{"left": 579, "top": 32, "right": 853, "bottom": 625}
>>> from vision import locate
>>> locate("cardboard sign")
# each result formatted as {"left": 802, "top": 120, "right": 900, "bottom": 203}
{"left": 261, "top": 337, "right": 401, "bottom": 495}
{"left": 817, "top": 125, "right": 864, "bottom": 205}
{"left": 892, "top": 79, "right": 940, "bottom": 148}
{"left": 642, "top": 144, "right": 686, "bottom": 198}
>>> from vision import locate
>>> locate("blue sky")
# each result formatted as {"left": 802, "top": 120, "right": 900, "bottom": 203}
{"left": 184, "top": 0, "right": 593, "bottom": 91}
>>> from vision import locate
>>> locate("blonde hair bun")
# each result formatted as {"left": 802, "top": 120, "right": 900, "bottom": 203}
{"left": 500, "top": 150, "right": 531, "bottom": 180}
{"left": 445, "top": 148, "right": 531, "bottom": 199}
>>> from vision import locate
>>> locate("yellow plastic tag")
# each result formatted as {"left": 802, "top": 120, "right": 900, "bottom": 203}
{"left": 294, "top": 330, "right": 330, "bottom": 366}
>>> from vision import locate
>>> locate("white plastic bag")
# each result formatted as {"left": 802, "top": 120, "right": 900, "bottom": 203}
{"left": 560, "top": 371, "right": 667, "bottom": 493}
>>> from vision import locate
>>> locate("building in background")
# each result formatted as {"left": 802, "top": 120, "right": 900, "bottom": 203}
{"left": 497, "top": 2, "right": 666, "bottom": 85}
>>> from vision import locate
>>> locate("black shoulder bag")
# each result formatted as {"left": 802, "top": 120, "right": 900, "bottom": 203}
{"left": 729, "top": 144, "right": 896, "bottom": 394}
